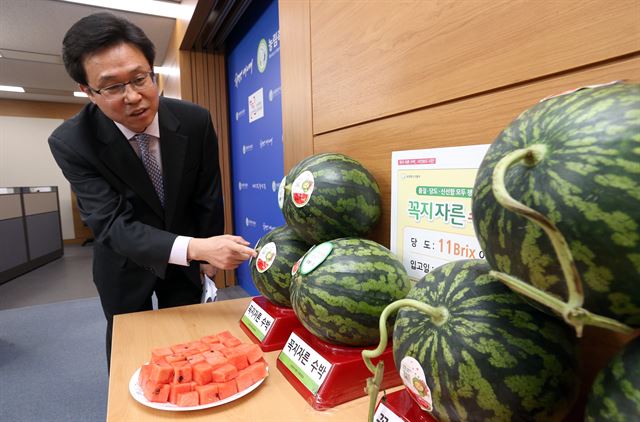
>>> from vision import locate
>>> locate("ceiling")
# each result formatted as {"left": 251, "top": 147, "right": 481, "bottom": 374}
{"left": 0, "top": 0, "right": 185, "bottom": 104}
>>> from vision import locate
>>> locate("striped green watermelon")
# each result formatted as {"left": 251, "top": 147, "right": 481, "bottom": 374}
{"left": 249, "top": 225, "right": 312, "bottom": 307}
{"left": 586, "top": 336, "right": 640, "bottom": 421}
{"left": 392, "top": 259, "right": 579, "bottom": 421}
{"left": 280, "top": 153, "right": 381, "bottom": 244}
{"left": 289, "top": 237, "right": 411, "bottom": 346}
{"left": 472, "top": 82, "right": 640, "bottom": 329}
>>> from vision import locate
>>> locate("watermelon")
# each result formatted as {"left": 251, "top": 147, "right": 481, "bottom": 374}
{"left": 249, "top": 225, "right": 312, "bottom": 307}
{"left": 289, "top": 237, "right": 411, "bottom": 346}
{"left": 585, "top": 336, "right": 640, "bottom": 421}
{"left": 280, "top": 153, "right": 382, "bottom": 244}
{"left": 472, "top": 82, "right": 640, "bottom": 330}
{"left": 391, "top": 259, "right": 579, "bottom": 421}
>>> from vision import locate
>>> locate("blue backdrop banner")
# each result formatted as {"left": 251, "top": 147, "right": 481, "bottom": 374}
{"left": 226, "top": 0, "right": 284, "bottom": 295}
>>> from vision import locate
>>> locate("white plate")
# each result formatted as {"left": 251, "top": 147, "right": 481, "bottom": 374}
{"left": 129, "top": 365, "right": 267, "bottom": 411}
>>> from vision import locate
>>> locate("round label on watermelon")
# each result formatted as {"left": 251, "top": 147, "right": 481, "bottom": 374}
{"left": 277, "top": 175, "right": 286, "bottom": 210}
{"left": 255, "top": 242, "right": 277, "bottom": 273}
{"left": 400, "top": 356, "right": 433, "bottom": 412}
{"left": 291, "top": 171, "right": 314, "bottom": 208}
{"left": 300, "top": 241, "right": 332, "bottom": 275}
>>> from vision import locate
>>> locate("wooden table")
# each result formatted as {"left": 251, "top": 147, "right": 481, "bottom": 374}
{"left": 107, "top": 297, "right": 386, "bottom": 421}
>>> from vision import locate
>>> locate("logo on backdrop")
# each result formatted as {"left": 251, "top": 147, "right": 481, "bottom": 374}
{"left": 235, "top": 109, "right": 246, "bottom": 121}
{"left": 272, "top": 180, "right": 280, "bottom": 192}
{"left": 245, "top": 217, "right": 257, "bottom": 228}
{"left": 268, "top": 30, "right": 280, "bottom": 59}
{"left": 259, "top": 137, "right": 273, "bottom": 149}
{"left": 262, "top": 223, "right": 277, "bottom": 232}
{"left": 248, "top": 88, "right": 264, "bottom": 123}
{"left": 238, "top": 181, "right": 249, "bottom": 191}
{"left": 257, "top": 39, "right": 268, "bottom": 73}
{"left": 234, "top": 59, "right": 253, "bottom": 88}
{"left": 268, "top": 86, "right": 281, "bottom": 102}
{"left": 242, "top": 144, "right": 254, "bottom": 155}
{"left": 252, "top": 183, "right": 268, "bottom": 191}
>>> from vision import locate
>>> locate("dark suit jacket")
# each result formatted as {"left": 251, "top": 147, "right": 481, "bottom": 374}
{"left": 49, "top": 97, "right": 224, "bottom": 315}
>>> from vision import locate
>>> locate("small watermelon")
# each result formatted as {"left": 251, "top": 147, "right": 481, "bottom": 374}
{"left": 249, "top": 225, "right": 312, "bottom": 307}
{"left": 585, "top": 336, "right": 640, "bottom": 421}
{"left": 290, "top": 238, "right": 411, "bottom": 346}
{"left": 280, "top": 153, "right": 382, "bottom": 244}
{"left": 472, "top": 82, "right": 640, "bottom": 328}
{"left": 393, "top": 259, "right": 579, "bottom": 421}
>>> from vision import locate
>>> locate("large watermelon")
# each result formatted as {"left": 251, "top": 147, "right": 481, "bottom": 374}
{"left": 472, "top": 82, "right": 640, "bottom": 328}
{"left": 249, "top": 225, "right": 312, "bottom": 307}
{"left": 392, "top": 259, "right": 579, "bottom": 421}
{"left": 585, "top": 336, "right": 640, "bottom": 421}
{"left": 280, "top": 153, "right": 381, "bottom": 244}
{"left": 289, "top": 238, "right": 411, "bottom": 346}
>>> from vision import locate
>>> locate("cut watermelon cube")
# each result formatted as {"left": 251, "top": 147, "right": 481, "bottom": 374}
{"left": 217, "top": 380, "right": 238, "bottom": 400}
{"left": 208, "top": 343, "right": 225, "bottom": 352}
{"left": 188, "top": 341, "right": 210, "bottom": 353}
{"left": 221, "top": 336, "right": 242, "bottom": 347}
{"left": 170, "top": 343, "right": 191, "bottom": 354}
{"left": 151, "top": 347, "right": 173, "bottom": 363}
{"left": 212, "top": 363, "right": 238, "bottom": 382}
{"left": 205, "top": 354, "right": 229, "bottom": 371}
{"left": 202, "top": 350, "right": 224, "bottom": 360}
{"left": 171, "top": 361, "right": 193, "bottom": 383}
{"left": 226, "top": 350, "right": 249, "bottom": 370}
{"left": 143, "top": 380, "right": 170, "bottom": 403}
{"left": 235, "top": 368, "right": 254, "bottom": 391}
{"left": 149, "top": 361, "right": 174, "bottom": 384}
{"left": 234, "top": 343, "right": 264, "bottom": 364}
{"left": 192, "top": 362, "right": 213, "bottom": 385}
{"left": 195, "top": 383, "right": 219, "bottom": 405}
{"left": 138, "top": 363, "right": 153, "bottom": 387}
{"left": 169, "top": 382, "right": 192, "bottom": 405}
{"left": 176, "top": 390, "right": 199, "bottom": 407}
{"left": 187, "top": 354, "right": 206, "bottom": 365}
{"left": 246, "top": 361, "right": 268, "bottom": 383}
{"left": 215, "top": 330, "right": 234, "bottom": 340}
{"left": 200, "top": 335, "right": 220, "bottom": 345}
{"left": 165, "top": 353, "right": 187, "bottom": 364}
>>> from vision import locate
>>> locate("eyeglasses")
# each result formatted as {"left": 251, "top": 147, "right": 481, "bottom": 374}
{"left": 88, "top": 71, "right": 155, "bottom": 101}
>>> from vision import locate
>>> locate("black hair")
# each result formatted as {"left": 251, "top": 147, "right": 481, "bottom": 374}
{"left": 62, "top": 12, "right": 156, "bottom": 85}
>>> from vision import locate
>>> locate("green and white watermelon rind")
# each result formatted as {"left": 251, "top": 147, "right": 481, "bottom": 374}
{"left": 472, "top": 82, "right": 640, "bottom": 327}
{"left": 282, "top": 153, "right": 382, "bottom": 244}
{"left": 393, "top": 259, "right": 580, "bottom": 422}
{"left": 290, "top": 238, "right": 411, "bottom": 347}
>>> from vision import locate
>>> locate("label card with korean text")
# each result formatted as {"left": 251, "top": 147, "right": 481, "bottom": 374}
{"left": 240, "top": 300, "right": 275, "bottom": 341}
{"left": 390, "top": 145, "right": 490, "bottom": 280}
{"left": 278, "top": 332, "right": 333, "bottom": 395}
{"left": 374, "top": 401, "right": 406, "bottom": 422}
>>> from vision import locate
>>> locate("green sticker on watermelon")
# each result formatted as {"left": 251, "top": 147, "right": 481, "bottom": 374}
{"left": 299, "top": 242, "right": 333, "bottom": 275}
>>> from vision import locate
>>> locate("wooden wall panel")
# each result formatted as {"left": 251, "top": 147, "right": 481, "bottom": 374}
{"left": 0, "top": 98, "right": 83, "bottom": 120}
{"left": 279, "top": 0, "right": 314, "bottom": 174}
{"left": 313, "top": 56, "right": 640, "bottom": 248}
{"left": 310, "top": 0, "right": 640, "bottom": 134}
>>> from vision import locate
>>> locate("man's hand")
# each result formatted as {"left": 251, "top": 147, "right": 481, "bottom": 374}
{"left": 199, "top": 263, "right": 218, "bottom": 283}
{"left": 187, "top": 235, "right": 256, "bottom": 270}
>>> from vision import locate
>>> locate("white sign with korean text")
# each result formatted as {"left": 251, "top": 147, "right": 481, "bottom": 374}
{"left": 240, "top": 300, "right": 275, "bottom": 341}
{"left": 391, "top": 145, "right": 490, "bottom": 280}
{"left": 374, "top": 401, "right": 405, "bottom": 422}
{"left": 278, "top": 332, "right": 332, "bottom": 395}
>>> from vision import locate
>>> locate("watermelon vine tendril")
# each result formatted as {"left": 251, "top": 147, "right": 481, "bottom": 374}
{"left": 361, "top": 299, "right": 449, "bottom": 422}
{"left": 491, "top": 145, "right": 633, "bottom": 337}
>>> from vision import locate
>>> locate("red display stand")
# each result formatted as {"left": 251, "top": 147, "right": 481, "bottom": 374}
{"left": 239, "top": 296, "right": 303, "bottom": 352}
{"left": 277, "top": 327, "right": 402, "bottom": 410}
{"left": 374, "top": 389, "right": 438, "bottom": 422}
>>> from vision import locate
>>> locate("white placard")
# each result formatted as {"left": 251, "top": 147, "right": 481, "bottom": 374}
{"left": 278, "top": 332, "right": 332, "bottom": 395}
{"left": 374, "top": 401, "right": 406, "bottom": 422}
{"left": 240, "top": 300, "right": 275, "bottom": 341}
{"left": 391, "top": 145, "right": 489, "bottom": 280}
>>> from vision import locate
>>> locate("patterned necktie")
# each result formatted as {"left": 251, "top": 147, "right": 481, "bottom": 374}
{"left": 134, "top": 133, "right": 165, "bottom": 207}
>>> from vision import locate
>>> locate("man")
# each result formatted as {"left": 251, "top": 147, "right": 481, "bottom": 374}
{"left": 49, "top": 13, "right": 255, "bottom": 367}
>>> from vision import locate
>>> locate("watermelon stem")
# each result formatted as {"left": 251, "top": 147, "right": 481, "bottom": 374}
{"left": 491, "top": 146, "right": 634, "bottom": 336}
{"left": 361, "top": 299, "right": 449, "bottom": 422}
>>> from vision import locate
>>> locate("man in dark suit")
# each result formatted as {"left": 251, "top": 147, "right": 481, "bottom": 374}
{"left": 49, "top": 13, "right": 256, "bottom": 367}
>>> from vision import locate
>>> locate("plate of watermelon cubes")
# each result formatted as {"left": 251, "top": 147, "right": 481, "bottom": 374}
{"left": 129, "top": 330, "right": 269, "bottom": 411}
